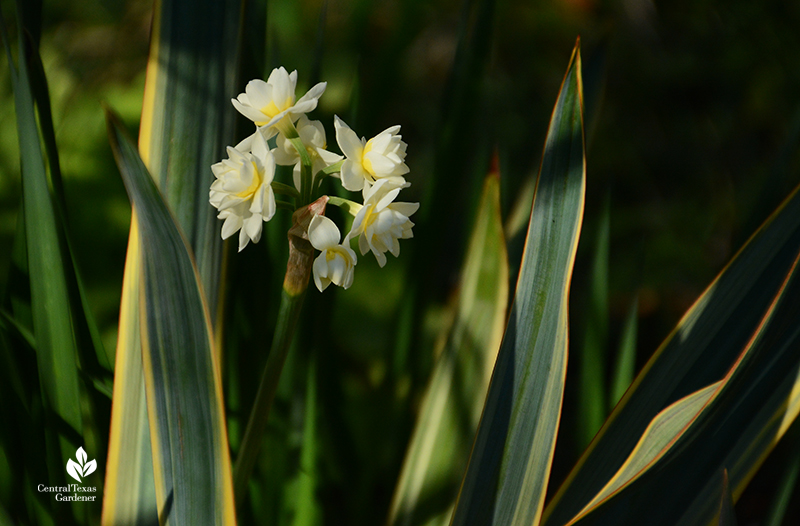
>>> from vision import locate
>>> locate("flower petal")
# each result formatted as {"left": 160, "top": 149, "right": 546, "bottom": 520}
{"left": 313, "top": 254, "right": 330, "bottom": 291}
{"left": 334, "top": 116, "right": 364, "bottom": 159}
{"left": 232, "top": 98, "right": 269, "bottom": 123}
{"left": 340, "top": 159, "right": 367, "bottom": 192}
{"left": 358, "top": 233, "right": 370, "bottom": 256}
{"left": 263, "top": 187, "right": 277, "bottom": 222}
{"left": 238, "top": 227, "right": 250, "bottom": 252}
{"left": 244, "top": 79, "right": 272, "bottom": 108}
{"left": 308, "top": 215, "right": 341, "bottom": 250}
{"left": 269, "top": 68, "right": 295, "bottom": 108}
{"left": 221, "top": 212, "right": 243, "bottom": 240}
{"left": 296, "top": 82, "right": 327, "bottom": 108}
{"left": 390, "top": 202, "right": 420, "bottom": 217}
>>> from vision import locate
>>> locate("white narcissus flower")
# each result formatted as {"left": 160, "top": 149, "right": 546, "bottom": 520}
{"left": 334, "top": 115, "right": 409, "bottom": 192}
{"left": 209, "top": 131, "right": 277, "bottom": 252}
{"left": 309, "top": 215, "right": 357, "bottom": 292}
{"left": 274, "top": 116, "right": 343, "bottom": 190}
{"left": 232, "top": 67, "right": 326, "bottom": 136}
{"left": 347, "top": 178, "right": 419, "bottom": 267}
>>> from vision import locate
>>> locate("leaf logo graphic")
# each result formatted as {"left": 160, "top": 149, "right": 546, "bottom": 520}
{"left": 65, "top": 447, "right": 97, "bottom": 483}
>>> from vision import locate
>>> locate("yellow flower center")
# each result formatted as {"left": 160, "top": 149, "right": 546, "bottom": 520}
{"left": 235, "top": 161, "right": 263, "bottom": 198}
{"left": 361, "top": 139, "right": 375, "bottom": 176}
{"left": 362, "top": 204, "right": 378, "bottom": 229}
{"left": 257, "top": 96, "right": 295, "bottom": 126}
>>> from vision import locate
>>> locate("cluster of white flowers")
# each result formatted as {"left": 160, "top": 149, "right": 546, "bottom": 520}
{"left": 210, "top": 67, "right": 419, "bottom": 292}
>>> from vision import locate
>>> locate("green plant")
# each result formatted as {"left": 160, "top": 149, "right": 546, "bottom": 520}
{"left": 2, "top": 0, "right": 800, "bottom": 525}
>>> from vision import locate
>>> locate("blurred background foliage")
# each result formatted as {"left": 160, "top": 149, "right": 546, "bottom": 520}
{"left": 2, "top": 0, "right": 800, "bottom": 523}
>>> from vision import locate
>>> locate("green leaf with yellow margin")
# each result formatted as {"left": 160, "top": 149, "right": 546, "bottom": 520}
{"left": 542, "top": 180, "right": 800, "bottom": 526}
{"left": 449, "top": 39, "right": 585, "bottom": 526}
{"left": 106, "top": 111, "right": 236, "bottom": 525}
{"left": 562, "top": 245, "right": 800, "bottom": 524}
{"left": 102, "top": 0, "right": 241, "bottom": 523}
{"left": 388, "top": 166, "right": 510, "bottom": 526}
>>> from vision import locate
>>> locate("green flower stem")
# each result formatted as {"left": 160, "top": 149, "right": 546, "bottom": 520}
{"left": 233, "top": 287, "right": 306, "bottom": 504}
{"left": 327, "top": 195, "right": 363, "bottom": 216}
{"left": 288, "top": 136, "right": 314, "bottom": 204}
{"left": 276, "top": 200, "right": 295, "bottom": 212}
{"left": 313, "top": 160, "right": 344, "bottom": 192}
{"left": 271, "top": 180, "right": 300, "bottom": 199}
{"left": 233, "top": 197, "right": 329, "bottom": 505}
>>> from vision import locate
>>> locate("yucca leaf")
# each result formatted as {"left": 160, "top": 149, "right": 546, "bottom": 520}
{"left": 557, "top": 239, "right": 800, "bottom": 525}
{"left": 102, "top": 0, "right": 241, "bottom": 522}
{"left": 106, "top": 111, "right": 236, "bottom": 525}
{"left": 449, "top": 40, "right": 585, "bottom": 526}
{"left": 138, "top": 0, "right": 240, "bottom": 319}
{"left": 101, "top": 217, "right": 158, "bottom": 526}
{"left": 388, "top": 169, "right": 509, "bottom": 526}
{"left": 565, "top": 380, "right": 723, "bottom": 523}
{"left": 543, "top": 180, "right": 800, "bottom": 526}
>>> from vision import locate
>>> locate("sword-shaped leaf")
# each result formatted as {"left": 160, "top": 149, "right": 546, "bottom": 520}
{"left": 560, "top": 244, "right": 800, "bottom": 525}
{"left": 102, "top": 0, "right": 240, "bottom": 523}
{"left": 542, "top": 179, "right": 800, "bottom": 526}
{"left": 388, "top": 168, "right": 509, "bottom": 526}
{"left": 450, "top": 40, "right": 585, "bottom": 526}
{"left": 2, "top": 6, "right": 83, "bottom": 489}
{"left": 106, "top": 112, "right": 236, "bottom": 525}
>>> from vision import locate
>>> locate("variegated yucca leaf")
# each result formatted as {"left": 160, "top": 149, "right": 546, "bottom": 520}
{"left": 102, "top": 0, "right": 241, "bottom": 523}
{"left": 562, "top": 244, "right": 800, "bottom": 524}
{"left": 543, "top": 183, "right": 800, "bottom": 524}
{"left": 388, "top": 168, "right": 510, "bottom": 526}
{"left": 106, "top": 112, "right": 236, "bottom": 525}
{"left": 450, "top": 39, "right": 585, "bottom": 526}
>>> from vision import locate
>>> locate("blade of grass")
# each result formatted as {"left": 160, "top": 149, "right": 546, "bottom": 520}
{"left": 107, "top": 111, "right": 236, "bottom": 525}
{"left": 388, "top": 168, "right": 509, "bottom": 526}
{"left": 565, "top": 381, "right": 723, "bottom": 524}
{"left": 609, "top": 296, "right": 638, "bottom": 409}
{"left": 718, "top": 470, "right": 737, "bottom": 526}
{"left": 763, "top": 439, "right": 800, "bottom": 526}
{"left": 2, "top": 4, "right": 83, "bottom": 493}
{"left": 577, "top": 194, "right": 610, "bottom": 449}
{"left": 288, "top": 356, "right": 320, "bottom": 526}
{"left": 449, "top": 40, "right": 585, "bottom": 526}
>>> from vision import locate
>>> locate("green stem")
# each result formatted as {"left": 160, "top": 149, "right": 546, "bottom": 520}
{"left": 289, "top": 136, "right": 314, "bottom": 204}
{"left": 271, "top": 180, "right": 301, "bottom": 199}
{"left": 233, "top": 287, "right": 306, "bottom": 504}
{"left": 233, "top": 197, "right": 328, "bottom": 505}
{"left": 313, "top": 160, "right": 344, "bottom": 193}
{"left": 327, "top": 196, "right": 363, "bottom": 216}
{"left": 276, "top": 200, "right": 296, "bottom": 212}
